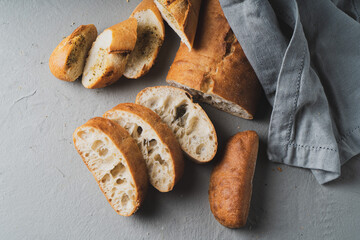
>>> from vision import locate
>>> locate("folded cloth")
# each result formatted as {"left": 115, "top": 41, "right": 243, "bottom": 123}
{"left": 219, "top": 0, "right": 360, "bottom": 184}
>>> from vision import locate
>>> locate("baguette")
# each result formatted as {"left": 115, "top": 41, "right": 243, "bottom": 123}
{"left": 49, "top": 24, "right": 97, "bottom": 82}
{"left": 154, "top": 0, "right": 201, "bottom": 50}
{"left": 73, "top": 117, "right": 148, "bottom": 216}
{"left": 166, "top": 0, "right": 262, "bottom": 119}
{"left": 124, "top": 0, "right": 165, "bottom": 79}
{"left": 208, "top": 131, "right": 259, "bottom": 228}
{"left": 82, "top": 18, "right": 137, "bottom": 89}
{"left": 103, "top": 103, "right": 184, "bottom": 192}
{"left": 136, "top": 86, "right": 217, "bottom": 163}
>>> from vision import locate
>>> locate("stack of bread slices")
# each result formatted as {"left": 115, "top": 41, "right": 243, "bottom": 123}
{"left": 73, "top": 86, "right": 218, "bottom": 216}
{"left": 50, "top": 0, "right": 166, "bottom": 88}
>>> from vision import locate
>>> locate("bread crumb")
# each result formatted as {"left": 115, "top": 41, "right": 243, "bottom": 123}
{"left": 277, "top": 167, "right": 282, "bottom": 172}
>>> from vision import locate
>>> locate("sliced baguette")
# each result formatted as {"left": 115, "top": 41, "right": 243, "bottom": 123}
{"left": 82, "top": 18, "right": 137, "bottom": 89}
{"left": 136, "top": 86, "right": 217, "bottom": 163}
{"left": 124, "top": 0, "right": 165, "bottom": 79}
{"left": 49, "top": 24, "right": 97, "bottom": 82}
{"left": 103, "top": 103, "right": 184, "bottom": 192}
{"left": 154, "top": 0, "right": 201, "bottom": 50}
{"left": 73, "top": 117, "right": 148, "bottom": 216}
{"left": 166, "top": 0, "right": 262, "bottom": 119}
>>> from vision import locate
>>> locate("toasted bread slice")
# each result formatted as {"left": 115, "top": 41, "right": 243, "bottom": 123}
{"left": 154, "top": 0, "right": 201, "bottom": 50}
{"left": 49, "top": 24, "right": 97, "bottom": 82}
{"left": 103, "top": 103, "right": 184, "bottom": 192}
{"left": 136, "top": 86, "right": 217, "bottom": 163}
{"left": 82, "top": 18, "right": 137, "bottom": 89}
{"left": 73, "top": 117, "right": 148, "bottom": 216}
{"left": 124, "top": 0, "right": 165, "bottom": 79}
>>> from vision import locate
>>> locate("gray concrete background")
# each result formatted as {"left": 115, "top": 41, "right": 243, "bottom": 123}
{"left": 1, "top": 0, "right": 359, "bottom": 239}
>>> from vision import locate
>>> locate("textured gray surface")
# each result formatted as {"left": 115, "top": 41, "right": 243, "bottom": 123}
{"left": 0, "top": 0, "right": 359, "bottom": 239}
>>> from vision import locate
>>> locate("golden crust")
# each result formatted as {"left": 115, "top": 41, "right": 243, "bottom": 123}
{"left": 156, "top": 0, "right": 201, "bottom": 49}
{"left": 107, "top": 18, "right": 137, "bottom": 54}
{"left": 73, "top": 117, "right": 148, "bottom": 216}
{"left": 84, "top": 57, "right": 128, "bottom": 89}
{"left": 49, "top": 24, "right": 97, "bottom": 82}
{"left": 209, "top": 131, "right": 259, "bottom": 228}
{"left": 135, "top": 86, "right": 218, "bottom": 163}
{"left": 103, "top": 103, "right": 184, "bottom": 191}
{"left": 166, "top": 0, "right": 262, "bottom": 119}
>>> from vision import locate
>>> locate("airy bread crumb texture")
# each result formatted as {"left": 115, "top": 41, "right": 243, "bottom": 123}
{"left": 74, "top": 126, "right": 137, "bottom": 216}
{"left": 168, "top": 81, "right": 253, "bottom": 119}
{"left": 136, "top": 87, "right": 217, "bottom": 162}
{"left": 105, "top": 111, "right": 175, "bottom": 192}
{"left": 124, "top": 10, "right": 163, "bottom": 78}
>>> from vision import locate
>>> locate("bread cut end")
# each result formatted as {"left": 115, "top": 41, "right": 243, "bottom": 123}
{"left": 124, "top": 9, "right": 165, "bottom": 79}
{"left": 167, "top": 81, "right": 254, "bottom": 119}
{"left": 73, "top": 125, "right": 140, "bottom": 216}
{"left": 82, "top": 30, "right": 128, "bottom": 89}
{"left": 136, "top": 86, "right": 218, "bottom": 163}
{"left": 49, "top": 24, "right": 97, "bottom": 82}
{"left": 154, "top": 0, "right": 192, "bottom": 50}
{"left": 104, "top": 108, "right": 177, "bottom": 192}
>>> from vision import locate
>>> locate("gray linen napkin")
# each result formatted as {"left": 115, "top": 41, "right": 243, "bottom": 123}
{"left": 219, "top": 0, "right": 360, "bottom": 184}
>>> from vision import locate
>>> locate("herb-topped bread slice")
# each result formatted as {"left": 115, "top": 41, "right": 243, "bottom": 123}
{"left": 82, "top": 18, "right": 137, "bottom": 88}
{"left": 49, "top": 24, "right": 97, "bottom": 82}
{"left": 124, "top": 0, "right": 165, "bottom": 79}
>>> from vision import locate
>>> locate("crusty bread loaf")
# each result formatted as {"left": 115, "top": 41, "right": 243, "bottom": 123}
{"left": 73, "top": 117, "right": 148, "bottom": 216}
{"left": 136, "top": 86, "right": 217, "bottom": 163}
{"left": 166, "top": 0, "right": 262, "bottom": 119}
{"left": 103, "top": 103, "right": 184, "bottom": 192}
{"left": 49, "top": 24, "right": 97, "bottom": 82}
{"left": 124, "top": 0, "right": 165, "bottom": 79}
{"left": 209, "top": 131, "right": 258, "bottom": 228}
{"left": 154, "top": 0, "right": 201, "bottom": 50}
{"left": 82, "top": 18, "right": 137, "bottom": 89}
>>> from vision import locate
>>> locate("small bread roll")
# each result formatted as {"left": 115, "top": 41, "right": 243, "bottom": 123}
{"left": 103, "top": 103, "right": 184, "bottom": 192}
{"left": 49, "top": 24, "right": 97, "bottom": 82}
{"left": 82, "top": 18, "right": 137, "bottom": 89}
{"left": 124, "top": 0, "right": 165, "bottom": 79}
{"left": 209, "top": 131, "right": 259, "bottom": 228}
{"left": 136, "top": 86, "right": 217, "bottom": 163}
{"left": 73, "top": 117, "right": 148, "bottom": 216}
{"left": 154, "top": 0, "right": 201, "bottom": 50}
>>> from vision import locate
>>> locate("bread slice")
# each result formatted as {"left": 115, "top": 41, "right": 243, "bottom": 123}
{"left": 136, "top": 86, "right": 217, "bottom": 163}
{"left": 123, "top": 0, "right": 165, "bottom": 79}
{"left": 49, "top": 24, "right": 97, "bottom": 82}
{"left": 82, "top": 18, "right": 137, "bottom": 89}
{"left": 103, "top": 103, "right": 184, "bottom": 192}
{"left": 166, "top": 0, "right": 262, "bottom": 119}
{"left": 73, "top": 117, "right": 148, "bottom": 216}
{"left": 154, "top": 0, "right": 201, "bottom": 50}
